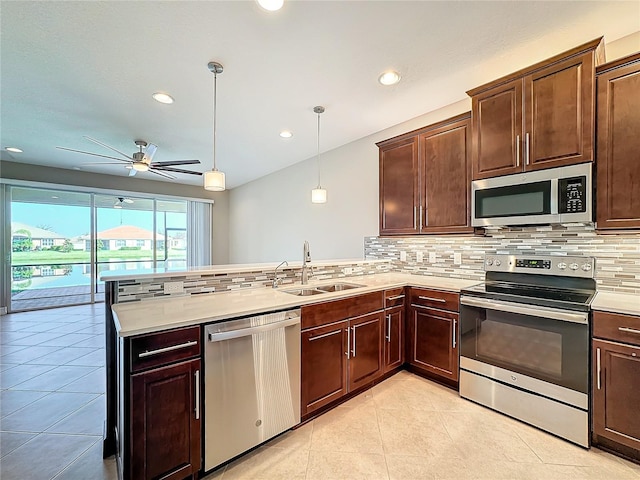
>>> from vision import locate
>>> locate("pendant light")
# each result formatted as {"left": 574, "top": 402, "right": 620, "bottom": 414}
{"left": 203, "top": 61, "right": 226, "bottom": 191}
{"left": 311, "top": 106, "right": 327, "bottom": 204}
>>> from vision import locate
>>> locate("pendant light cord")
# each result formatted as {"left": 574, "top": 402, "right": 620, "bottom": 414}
{"left": 212, "top": 71, "right": 217, "bottom": 171}
{"left": 316, "top": 110, "right": 321, "bottom": 188}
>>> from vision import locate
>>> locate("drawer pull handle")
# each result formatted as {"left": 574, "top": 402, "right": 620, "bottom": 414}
{"left": 386, "top": 295, "right": 405, "bottom": 301}
{"left": 418, "top": 296, "right": 446, "bottom": 303}
{"left": 309, "top": 330, "right": 341, "bottom": 342}
{"left": 138, "top": 340, "right": 198, "bottom": 358}
{"left": 618, "top": 327, "right": 640, "bottom": 336}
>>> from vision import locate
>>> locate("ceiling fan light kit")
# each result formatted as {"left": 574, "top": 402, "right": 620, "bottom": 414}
{"left": 204, "top": 61, "right": 226, "bottom": 192}
{"left": 56, "top": 136, "right": 202, "bottom": 180}
{"left": 311, "top": 105, "right": 327, "bottom": 204}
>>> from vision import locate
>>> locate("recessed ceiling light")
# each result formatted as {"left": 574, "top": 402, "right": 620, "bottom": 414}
{"left": 51, "top": 196, "right": 59, "bottom": 199}
{"left": 73, "top": 167, "right": 81, "bottom": 170}
{"left": 378, "top": 70, "right": 401, "bottom": 86}
{"left": 280, "top": 130, "right": 293, "bottom": 138}
{"left": 5, "top": 147, "right": 23, "bottom": 153}
{"left": 257, "top": 0, "right": 284, "bottom": 11}
{"left": 152, "top": 92, "right": 174, "bottom": 104}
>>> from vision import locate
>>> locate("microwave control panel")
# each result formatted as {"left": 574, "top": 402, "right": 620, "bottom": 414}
{"left": 558, "top": 176, "right": 587, "bottom": 214}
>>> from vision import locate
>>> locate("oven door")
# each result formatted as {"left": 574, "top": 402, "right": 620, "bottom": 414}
{"left": 459, "top": 296, "right": 589, "bottom": 398}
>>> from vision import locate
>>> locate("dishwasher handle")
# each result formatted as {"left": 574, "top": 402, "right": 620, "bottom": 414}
{"left": 208, "top": 315, "right": 300, "bottom": 342}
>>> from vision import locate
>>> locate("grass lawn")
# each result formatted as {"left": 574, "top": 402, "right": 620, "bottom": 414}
{"left": 12, "top": 250, "right": 185, "bottom": 266}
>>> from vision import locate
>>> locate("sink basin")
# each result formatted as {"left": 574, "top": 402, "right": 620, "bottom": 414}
{"left": 282, "top": 288, "right": 326, "bottom": 296}
{"left": 315, "top": 282, "right": 365, "bottom": 292}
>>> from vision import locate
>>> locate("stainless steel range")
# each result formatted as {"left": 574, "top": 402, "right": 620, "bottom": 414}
{"left": 459, "top": 254, "right": 596, "bottom": 447}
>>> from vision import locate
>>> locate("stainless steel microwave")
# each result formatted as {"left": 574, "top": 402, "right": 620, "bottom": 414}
{"left": 471, "top": 163, "right": 592, "bottom": 227}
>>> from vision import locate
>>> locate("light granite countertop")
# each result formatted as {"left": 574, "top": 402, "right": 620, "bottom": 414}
{"left": 591, "top": 291, "right": 640, "bottom": 317}
{"left": 112, "top": 273, "right": 480, "bottom": 337}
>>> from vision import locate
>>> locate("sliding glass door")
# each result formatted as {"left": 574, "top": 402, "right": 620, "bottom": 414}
{"left": 9, "top": 187, "right": 93, "bottom": 311}
{"left": 6, "top": 186, "right": 196, "bottom": 312}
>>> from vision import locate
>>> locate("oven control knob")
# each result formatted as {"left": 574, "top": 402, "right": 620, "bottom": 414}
{"left": 569, "top": 263, "right": 579, "bottom": 270}
{"left": 494, "top": 260, "right": 501, "bottom": 266}
{"left": 557, "top": 262, "right": 567, "bottom": 270}
{"left": 486, "top": 258, "right": 493, "bottom": 266}
{"left": 581, "top": 263, "right": 592, "bottom": 271}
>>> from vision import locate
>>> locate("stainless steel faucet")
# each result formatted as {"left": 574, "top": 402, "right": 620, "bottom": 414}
{"left": 302, "top": 241, "right": 311, "bottom": 285}
{"left": 272, "top": 261, "right": 288, "bottom": 288}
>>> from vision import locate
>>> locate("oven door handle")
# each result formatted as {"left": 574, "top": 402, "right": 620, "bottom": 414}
{"left": 460, "top": 296, "right": 589, "bottom": 325}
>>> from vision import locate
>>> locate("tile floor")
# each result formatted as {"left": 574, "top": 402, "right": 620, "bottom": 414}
{"left": 2, "top": 304, "right": 640, "bottom": 480}
{"left": 1, "top": 303, "right": 116, "bottom": 480}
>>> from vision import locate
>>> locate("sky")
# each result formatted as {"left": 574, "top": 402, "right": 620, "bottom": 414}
{"left": 11, "top": 203, "right": 186, "bottom": 238}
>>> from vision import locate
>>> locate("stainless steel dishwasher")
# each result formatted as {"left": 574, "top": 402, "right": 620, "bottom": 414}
{"left": 204, "top": 308, "right": 301, "bottom": 471}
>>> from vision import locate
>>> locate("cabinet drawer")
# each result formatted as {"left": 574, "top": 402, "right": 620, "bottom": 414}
{"left": 385, "top": 288, "right": 406, "bottom": 308}
{"left": 593, "top": 311, "right": 640, "bottom": 345}
{"left": 302, "top": 291, "right": 384, "bottom": 329}
{"left": 130, "top": 326, "right": 201, "bottom": 372}
{"left": 410, "top": 288, "right": 459, "bottom": 312}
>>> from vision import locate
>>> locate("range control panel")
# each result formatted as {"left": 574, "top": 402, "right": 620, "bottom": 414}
{"left": 485, "top": 254, "right": 595, "bottom": 278}
{"left": 559, "top": 176, "right": 587, "bottom": 214}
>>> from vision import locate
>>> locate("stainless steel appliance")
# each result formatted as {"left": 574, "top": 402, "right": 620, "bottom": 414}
{"left": 471, "top": 163, "right": 592, "bottom": 227}
{"left": 204, "top": 309, "right": 301, "bottom": 471}
{"left": 459, "top": 254, "right": 596, "bottom": 447}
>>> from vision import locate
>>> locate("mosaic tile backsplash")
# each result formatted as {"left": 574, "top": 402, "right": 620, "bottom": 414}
{"left": 365, "top": 225, "right": 640, "bottom": 294}
{"left": 115, "top": 260, "right": 392, "bottom": 303}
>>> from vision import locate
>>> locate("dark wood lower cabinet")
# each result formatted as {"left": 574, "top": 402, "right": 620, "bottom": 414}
{"left": 593, "top": 339, "right": 640, "bottom": 455}
{"left": 301, "top": 321, "right": 349, "bottom": 416}
{"left": 384, "top": 305, "right": 404, "bottom": 373}
{"left": 349, "top": 312, "right": 383, "bottom": 391}
{"left": 131, "top": 358, "right": 201, "bottom": 480}
{"left": 408, "top": 306, "right": 459, "bottom": 383}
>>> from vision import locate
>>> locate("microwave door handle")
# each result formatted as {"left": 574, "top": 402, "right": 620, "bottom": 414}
{"left": 551, "top": 178, "right": 559, "bottom": 215}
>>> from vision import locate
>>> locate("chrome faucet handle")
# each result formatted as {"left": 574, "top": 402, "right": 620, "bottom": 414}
{"left": 272, "top": 260, "right": 288, "bottom": 288}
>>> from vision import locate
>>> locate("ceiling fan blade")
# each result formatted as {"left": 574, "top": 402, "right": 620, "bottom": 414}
{"left": 152, "top": 166, "right": 203, "bottom": 175}
{"left": 143, "top": 143, "right": 158, "bottom": 162}
{"left": 148, "top": 168, "right": 176, "bottom": 180}
{"left": 81, "top": 161, "right": 128, "bottom": 165}
{"left": 56, "top": 147, "right": 133, "bottom": 163}
{"left": 83, "top": 135, "right": 133, "bottom": 160}
{"left": 151, "top": 160, "right": 201, "bottom": 167}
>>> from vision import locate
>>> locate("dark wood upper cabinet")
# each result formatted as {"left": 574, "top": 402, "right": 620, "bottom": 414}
{"left": 379, "top": 136, "right": 419, "bottom": 235}
{"left": 468, "top": 37, "right": 603, "bottom": 180}
{"left": 595, "top": 52, "right": 640, "bottom": 230}
{"left": 378, "top": 113, "right": 472, "bottom": 235}
{"left": 471, "top": 79, "right": 523, "bottom": 179}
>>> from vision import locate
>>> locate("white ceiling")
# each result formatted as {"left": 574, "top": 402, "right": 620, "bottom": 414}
{"left": 1, "top": 1, "right": 638, "bottom": 189}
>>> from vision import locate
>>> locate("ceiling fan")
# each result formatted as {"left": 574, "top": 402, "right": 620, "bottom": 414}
{"left": 56, "top": 136, "right": 202, "bottom": 179}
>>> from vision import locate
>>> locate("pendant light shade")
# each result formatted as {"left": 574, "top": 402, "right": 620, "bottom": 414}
{"left": 203, "top": 169, "right": 226, "bottom": 191}
{"left": 204, "top": 61, "right": 226, "bottom": 192}
{"left": 311, "top": 106, "right": 327, "bottom": 204}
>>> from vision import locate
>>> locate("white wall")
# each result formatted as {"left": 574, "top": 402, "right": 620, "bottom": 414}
{"left": 228, "top": 99, "right": 470, "bottom": 264}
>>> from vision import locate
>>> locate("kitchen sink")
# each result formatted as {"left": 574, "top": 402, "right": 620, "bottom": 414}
{"left": 281, "top": 282, "right": 365, "bottom": 296}
{"left": 315, "top": 282, "right": 365, "bottom": 292}
{"left": 282, "top": 288, "right": 326, "bottom": 296}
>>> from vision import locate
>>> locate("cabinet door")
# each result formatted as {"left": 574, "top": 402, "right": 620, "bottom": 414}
{"left": 349, "top": 312, "right": 384, "bottom": 391}
{"left": 379, "top": 136, "right": 420, "bottom": 235}
{"left": 384, "top": 306, "right": 404, "bottom": 373}
{"left": 420, "top": 116, "right": 473, "bottom": 233}
{"left": 596, "top": 58, "right": 640, "bottom": 230}
{"left": 471, "top": 78, "right": 523, "bottom": 179}
{"left": 593, "top": 339, "right": 640, "bottom": 451}
{"left": 410, "top": 307, "right": 458, "bottom": 382}
{"left": 131, "top": 359, "right": 201, "bottom": 480}
{"left": 301, "top": 321, "right": 349, "bottom": 416}
{"left": 524, "top": 52, "right": 595, "bottom": 170}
